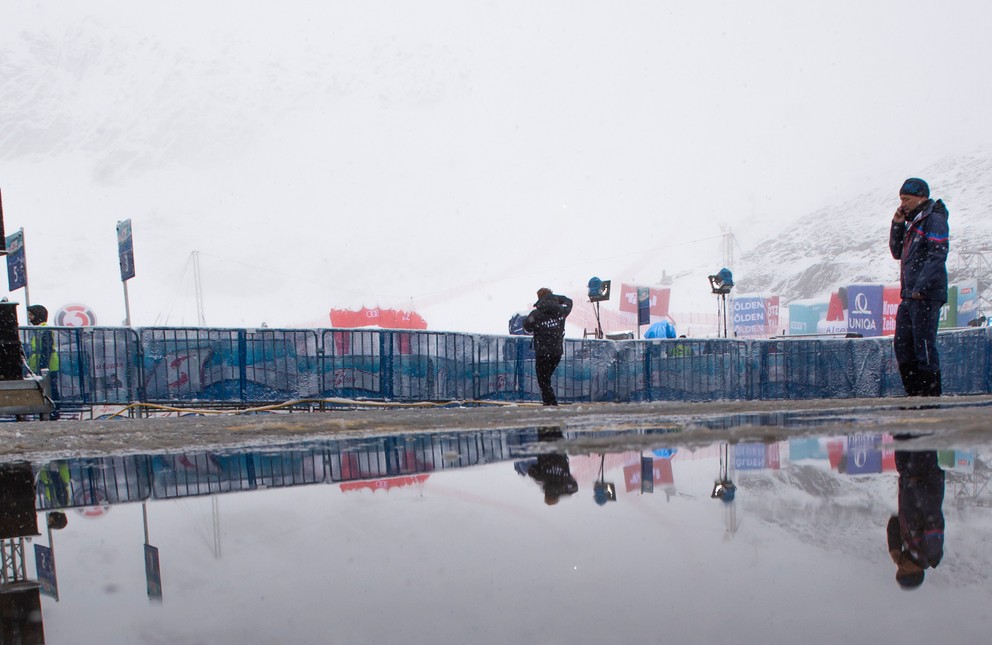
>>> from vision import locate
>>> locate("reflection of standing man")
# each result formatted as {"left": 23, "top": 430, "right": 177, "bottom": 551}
{"left": 887, "top": 450, "right": 944, "bottom": 589}
{"left": 27, "top": 304, "right": 61, "bottom": 419}
{"left": 889, "top": 178, "right": 948, "bottom": 396}
{"left": 523, "top": 288, "right": 573, "bottom": 406}
{"left": 525, "top": 428, "right": 578, "bottom": 505}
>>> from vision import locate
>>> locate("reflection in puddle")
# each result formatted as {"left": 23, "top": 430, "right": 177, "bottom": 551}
{"left": 2, "top": 421, "right": 990, "bottom": 643}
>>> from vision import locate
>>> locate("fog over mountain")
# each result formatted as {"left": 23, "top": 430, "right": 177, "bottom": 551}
{"left": 736, "top": 151, "right": 992, "bottom": 305}
{"left": 3, "top": 3, "right": 991, "bottom": 334}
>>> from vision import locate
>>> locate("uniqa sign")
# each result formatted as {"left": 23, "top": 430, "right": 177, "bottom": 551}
{"left": 846, "top": 285, "right": 884, "bottom": 337}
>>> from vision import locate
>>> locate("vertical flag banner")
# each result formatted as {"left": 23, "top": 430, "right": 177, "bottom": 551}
{"left": 637, "top": 287, "right": 650, "bottom": 326}
{"left": 0, "top": 187, "right": 6, "bottom": 254}
{"left": 117, "top": 219, "right": 135, "bottom": 281}
{"left": 5, "top": 229, "right": 26, "bottom": 291}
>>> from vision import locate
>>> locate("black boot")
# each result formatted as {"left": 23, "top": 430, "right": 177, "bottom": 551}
{"left": 899, "top": 363, "right": 921, "bottom": 396}
{"left": 920, "top": 370, "right": 942, "bottom": 397}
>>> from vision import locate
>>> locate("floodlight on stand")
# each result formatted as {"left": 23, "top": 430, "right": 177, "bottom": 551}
{"left": 587, "top": 277, "right": 611, "bottom": 302}
{"left": 587, "top": 277, "right": 611, "bottom": 340}
{"left": 707, "top": 268, "right": 734, "bottom": 295}
{"left": 707, "top": 267, "right": 734, "bottom": 338}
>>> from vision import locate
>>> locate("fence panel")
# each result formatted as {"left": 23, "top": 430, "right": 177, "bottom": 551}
{"left": 320, "top": 329, "right": 385, "bottom": 399}
{"left": 937, "top": 327, "right": 992, "bottom": 394}
{"left": 646, "top": 339, "right": 748, "bottom": 401}
{"left": 243, "top": 329, "right": 321, "bottom": 401}
{"left": 475, "top": 335, "right": 528, "bottom": 401}
{"left": 141, "top": 328, "right": 243, "bottom": 403}
{"left": 20, "top": 326, "right": 142, "bottom": 406}
{"left": 387, "top": 331, "right": 475, "bottom": 402}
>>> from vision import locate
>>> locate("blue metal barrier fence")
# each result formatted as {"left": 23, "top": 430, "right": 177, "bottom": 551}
{"left": 16, "top": 325, "right": 992, "bottom": 410}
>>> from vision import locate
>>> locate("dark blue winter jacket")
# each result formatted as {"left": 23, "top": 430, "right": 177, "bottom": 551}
{"left": 889, "top": 199, "right": 949, "bottom": 303}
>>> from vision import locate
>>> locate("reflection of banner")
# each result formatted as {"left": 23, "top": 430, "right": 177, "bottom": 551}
{"left": 843, "top": 434, "right": 883, "bottom": 474}
{"left": 34, "top": 544, "right": 59, "bottom": 600}
{"left": 956, "top": 279, "right": 979, "bottom": 326}
{"left": 735, "top": 443, "right": 766, "bottom": 470}
{"left": 145, "top": 544, "right": 163, "bottom": 600}
{"left": 882, "top": 285, "right": 900, "bottom": 336}
{"left": 732, "top": 296, "right": 767, "bottom": 337}
{"left": 846, "top": 284, "right": 883, "bottom": 337}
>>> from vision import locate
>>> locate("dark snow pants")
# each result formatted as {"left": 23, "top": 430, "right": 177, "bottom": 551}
{"left": 535, "top": 352, "right": 562, "bottom": 406}
{"left": 893, "top": 299, "right": 943, "bottom": 396}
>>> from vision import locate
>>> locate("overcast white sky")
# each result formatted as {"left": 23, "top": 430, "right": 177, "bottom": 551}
{"left": 2, "top": 1, "right": 990, "bottom": 333}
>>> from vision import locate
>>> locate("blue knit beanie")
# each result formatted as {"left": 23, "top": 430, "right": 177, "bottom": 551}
{"left": 899, "top": 178, "right": 930, "bottom": 198}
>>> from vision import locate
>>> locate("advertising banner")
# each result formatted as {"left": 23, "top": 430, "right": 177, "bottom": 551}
{"left": 5, "top": 229, "right": 26, "bottom": 291}
{"left": 637, "top": 287, "right": 650, "bottom": 326}
{"left": 117, "top": 219, "right": 135, "bottom": 281}
{"left": 882, "top": 285, "right": 900, "bottom": 336}
{"left": 846, "top": 284, "right": 884, "bottom": 337}
{"left": 764, "top": 295, "right": 781, "bottom": 335}
{"left": 788, "top": 301, "right": 828, "bottom": 335}
{"left": 938, "top": 285, "right": 958, "bottom": 328}
{"left": 619, "top": 284, "right": 670, "bottom": 318}
{"left": 956, "top": 279, "right": 979, "bottom": 326}
{"left": 733, "top": 296, "right": 767, "bottom": 337}
{"left": 619, "top": 283, "right": 639, "bottom": 313}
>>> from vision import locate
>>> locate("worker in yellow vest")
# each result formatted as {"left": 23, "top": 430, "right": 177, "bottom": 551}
{"left": 27, "top": 304, "right": 61, "bottom": 420}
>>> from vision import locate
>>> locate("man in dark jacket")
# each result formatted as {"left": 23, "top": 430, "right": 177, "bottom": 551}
{"left": 889, "top": 178, "right": 948, "bottom": 396}
{"left": 523, "top": 288, "right": 573, "bottom": 405}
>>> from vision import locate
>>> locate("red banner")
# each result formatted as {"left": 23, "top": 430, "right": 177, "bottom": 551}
{"left": 882, "top": 285, "right": 900, "bottom": 336}
{"left": 618, "top": 284, "right": 670, "bottom": 318}
{"left": 329, "top": 307, "right": 428, "bottom": 330}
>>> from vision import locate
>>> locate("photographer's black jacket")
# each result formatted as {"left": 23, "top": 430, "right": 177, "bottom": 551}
{"left": 523, "top": 294, "right": 573, "bottom": 356}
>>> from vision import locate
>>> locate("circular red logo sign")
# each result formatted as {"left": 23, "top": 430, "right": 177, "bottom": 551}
{"left": 55, "top": 304, "right": 98, "bottom": 327}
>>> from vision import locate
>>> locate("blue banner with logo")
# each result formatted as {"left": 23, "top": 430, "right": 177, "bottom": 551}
{"left": 637, "top": 287, "right": 650, "bottom": 326}
{"left": 5, "top": 229, "right": 26, "bottom": 291}
{"left": 117, "top": 219, "right": 135, "bottom": 281}
{"left": 846, "top": 284, "right": 884, "bottom": 337}
{"left": 733, "top": 296, "right": 767, "bottom": 337}
{"left": 844, "top": 433, "right": 883, "bottom": 474}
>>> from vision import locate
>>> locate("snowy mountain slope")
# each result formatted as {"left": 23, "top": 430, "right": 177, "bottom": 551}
{"left": 735, "top": 151, "right": 992, "bottom": 303}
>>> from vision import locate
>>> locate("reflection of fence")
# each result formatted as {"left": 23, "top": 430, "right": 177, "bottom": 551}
{"left": 33, "top": 426, "right": 683, "bottom": 510}
{"left": 33, "top": 429, "right": 534, "bottom": 510}
{"left": 15, "top": 326, "right": 992, "bottom": 408}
